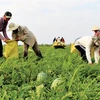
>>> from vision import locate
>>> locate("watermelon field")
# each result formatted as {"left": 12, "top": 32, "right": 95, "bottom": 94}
{"left": 0, "top": 44, "right": 100, "bottom": 100}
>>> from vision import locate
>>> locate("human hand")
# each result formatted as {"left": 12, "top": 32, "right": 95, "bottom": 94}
{"left": 89, "top": 63, "right": 93, "bottom": 65}
{"left": 3, "top": 38, "right": 7, "bottom": 43}
{"left": 16, "top": 38, "right": 20, "bottom": 41}
{"left": 94, "top": 62, "right": 98, "bottom": 64}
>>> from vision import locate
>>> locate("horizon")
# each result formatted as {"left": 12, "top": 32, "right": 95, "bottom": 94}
{"left": 1, "top": 0, "right": 100, "bottom": 44}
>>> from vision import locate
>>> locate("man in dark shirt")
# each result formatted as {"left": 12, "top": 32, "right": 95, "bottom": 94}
{"left": 0, "top": 11, "right": 12, "bottom": 57}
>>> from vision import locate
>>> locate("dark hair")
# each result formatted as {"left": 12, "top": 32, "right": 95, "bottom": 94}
{"left": 13, "top": 29, "right": 18, "bottom": 33}
{"left": 4, "top": 11, "right": 12, "bottom": 17}
{"left": 94, "top": 30, "right": 100, "bottom": 33}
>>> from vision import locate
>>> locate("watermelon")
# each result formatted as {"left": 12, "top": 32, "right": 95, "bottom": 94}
{"left": 37, "top": 72, "right": 47, "bottom": 83}
{"left": 51, "top": 78, "right": 63, "bottom": 90}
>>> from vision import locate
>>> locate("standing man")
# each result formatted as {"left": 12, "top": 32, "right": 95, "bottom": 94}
{"left": 8, "top": 22, "right": 43, "bottom": 60}
{"left": 0, "top": 11, "right": 12, "bottom": 57}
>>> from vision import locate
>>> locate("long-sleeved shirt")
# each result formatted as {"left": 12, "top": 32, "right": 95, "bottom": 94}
{"left": 0, "top": 17, "right": 9, "bottom": 39}
{"left": 74, "top": 36, "right": 100, "bottom": 64}
{"left": 12, "top": 25, "right": 37, "bottom": 47}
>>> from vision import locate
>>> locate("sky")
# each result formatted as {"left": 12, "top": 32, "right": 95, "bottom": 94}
{"left": 0, "top": 0, "right": 100, "bottom": 45}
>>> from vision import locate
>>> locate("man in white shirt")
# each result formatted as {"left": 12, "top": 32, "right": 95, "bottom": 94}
{"left": 74, "top": 36, "right": 100, "bottom": 64}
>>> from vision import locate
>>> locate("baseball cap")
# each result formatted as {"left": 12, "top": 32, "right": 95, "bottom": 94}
{"left": 4, "top": 11, "right": 12, "bottom": 18}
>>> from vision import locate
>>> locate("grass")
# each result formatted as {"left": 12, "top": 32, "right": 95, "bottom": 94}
{"left": 0, "top": 44, "right": 100, "bottom": 100}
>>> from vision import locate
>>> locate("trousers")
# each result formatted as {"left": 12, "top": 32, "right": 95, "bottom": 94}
{"left": 0, "top": 39, "right": 3, "bottom": 57}
{"left": 75, "top": 45, "right": 87, "bottom": 61}
{"left": 23, "top": 41, "right": 43, "bottom": 58}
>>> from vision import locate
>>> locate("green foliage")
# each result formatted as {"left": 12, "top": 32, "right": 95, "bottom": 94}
{"left": 0, "top": 45, "right": 100, "bottom": 99}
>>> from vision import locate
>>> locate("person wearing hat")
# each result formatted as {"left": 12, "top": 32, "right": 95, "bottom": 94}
{"left": 8, "top": 22, "right": 43, "bottom": 60}
{"left": 0, "top": 11, "right": 12, "bottom": 57}
{"left": 92, "top": 26, "right": 100, "bottom": 37}
{"left": 92, "top": 26, "right": 100, "bottom": 55}
{"left": 74, "top": 36, "right": 100, "bottom": 64}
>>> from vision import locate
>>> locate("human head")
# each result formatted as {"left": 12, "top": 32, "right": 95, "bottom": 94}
{"left": 8, "top": 23, "right": 19, "bottom": 31}
{"left": 92, "top": 26, "right": 100, "bottom": 33}
{"left": 4, "top": 11, "right": 12, "bottom": 21}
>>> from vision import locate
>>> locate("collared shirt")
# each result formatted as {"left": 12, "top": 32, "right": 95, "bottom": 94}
{"left": 0, "top": 17, "right": 9, "bottom": 39}
{"left": 12, "top": 25, "right": 37, "bottom": 47}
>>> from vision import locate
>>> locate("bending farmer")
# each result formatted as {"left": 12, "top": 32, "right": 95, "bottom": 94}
{"left": 8, "top": 23, "right": 43, "bottom": 59}
{"left": 74, "top": 36, "right": 100, "bottom": 64}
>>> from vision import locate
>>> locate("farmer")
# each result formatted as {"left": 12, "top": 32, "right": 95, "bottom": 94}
{"left": 8, "top": 22, "right": 43, "bottom": 60}
{"left": 92, "top": 26, "right": 100, "bottom": 37}
{"left": 74, "top": 36, "right": 100, "bottom": 64}
{"left": 92, "top": 26, "right": 100, "bottom": 54}
{"left": 53, "top": 37, "right": 57, "bottom": 43}
{"left": 60, "top": 37, "right": 65, "bottom": 43}
{"left": 0, "top": 11, "right": 12, "bottom": 57}
{"left": 57, "top": 37, "right": 60, "bottom": 43}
